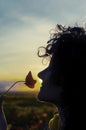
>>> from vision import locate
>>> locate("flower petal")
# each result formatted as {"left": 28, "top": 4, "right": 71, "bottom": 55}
{"left": 25, "top": 71, "right": 37, "bottom": 88}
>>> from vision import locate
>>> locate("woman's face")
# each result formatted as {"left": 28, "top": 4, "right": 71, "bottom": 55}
{"left": 37, "top": 54, "right": 64, "bottom": 103}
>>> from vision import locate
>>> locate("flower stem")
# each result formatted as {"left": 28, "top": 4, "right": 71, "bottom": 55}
{"left": 0, "top": 81, "right": 25, "bottom": 97}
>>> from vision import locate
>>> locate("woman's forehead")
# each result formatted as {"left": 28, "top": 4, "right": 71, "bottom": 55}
{"left": 49, "top": 52, "right": 59, "bottom": 67}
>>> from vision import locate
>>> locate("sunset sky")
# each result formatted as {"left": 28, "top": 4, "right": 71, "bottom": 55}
{"left": 0, "top": 0, "right": 86, "bottom": 92}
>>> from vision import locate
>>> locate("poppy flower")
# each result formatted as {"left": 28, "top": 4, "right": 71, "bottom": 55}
{"left": 25, "top": 71, "right": 37, "bottom": 88}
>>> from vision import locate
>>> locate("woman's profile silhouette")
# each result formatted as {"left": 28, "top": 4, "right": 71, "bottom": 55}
{"left": 0, "top": 24, "right": 86, "bottom": 130}
{"left": 37, "top": 24, "right": 86, "bottom": 130}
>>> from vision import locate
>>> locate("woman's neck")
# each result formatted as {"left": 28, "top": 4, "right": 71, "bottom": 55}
{"left": 57, "top": 103, "right": 85, "bottom": 130}
{"left": 58, "top": 105, "right": 71, "bottom": 130}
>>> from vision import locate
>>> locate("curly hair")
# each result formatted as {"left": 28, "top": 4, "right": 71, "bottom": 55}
{"left": 38, "top": 24, "right": 86, "bottom": 86}
{"left": 38, "top": 24, "right": 86, "bottom": 58}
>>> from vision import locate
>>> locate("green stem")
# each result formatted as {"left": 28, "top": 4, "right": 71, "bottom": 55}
{"left": 0, "top": 81, "right": 25, "bottom": 97}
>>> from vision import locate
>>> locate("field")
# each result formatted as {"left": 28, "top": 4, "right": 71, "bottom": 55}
{"left": 3, "top": 92, "right": 58, "bottom": 130}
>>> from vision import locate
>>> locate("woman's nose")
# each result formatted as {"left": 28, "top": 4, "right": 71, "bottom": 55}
{"left": 38, "top": 71, "right": 45, "bottom": 80}
{"left": 37, "top": 69, "right": 47, "bottom": 80}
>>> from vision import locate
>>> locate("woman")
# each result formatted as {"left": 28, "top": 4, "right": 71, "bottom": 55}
{"left": 37, "top": 25, "right": 86, "bottom": 130}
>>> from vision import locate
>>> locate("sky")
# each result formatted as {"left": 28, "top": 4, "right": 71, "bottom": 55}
{"left": 0, "top": 0, "right": 86, "bottom": 92}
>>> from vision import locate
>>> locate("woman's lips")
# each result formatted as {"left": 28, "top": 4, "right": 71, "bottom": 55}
{"left": 41, "top": 82, "right": 44, "bottom": 86}
{"left": 40, "top": 83, "right": 44, "bottom": 89}
{"left": 41, "top": 83, "right": 43, "bottom": 86}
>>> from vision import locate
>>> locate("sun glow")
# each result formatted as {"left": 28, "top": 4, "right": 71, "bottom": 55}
{"left": 38, "top": 78, "right": 42, "bottom": 84}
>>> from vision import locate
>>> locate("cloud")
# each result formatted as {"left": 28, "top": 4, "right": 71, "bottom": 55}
{"left": 1, "top": 0, "right": 86, "bottom": 28}
{"left": 0, "top": 14, "right": 54, "bottom": 80}
{"left": 1, "top": 0, "right": 86, "bottom": 83}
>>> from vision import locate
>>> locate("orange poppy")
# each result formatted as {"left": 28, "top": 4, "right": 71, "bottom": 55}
{"left": 25, "top": 71, "right": 36, "bottom": 88}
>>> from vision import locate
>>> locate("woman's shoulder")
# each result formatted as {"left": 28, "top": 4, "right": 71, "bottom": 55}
{"left": 48, "top": 112, "right": 60, "bottom": 130}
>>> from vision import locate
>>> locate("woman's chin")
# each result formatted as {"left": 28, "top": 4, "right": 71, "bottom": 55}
{"left": 37, "top": 92, "right": 45, "bottom": 101}
{"left": 37, "top": 91, "right": 52, "bottom": 102}
{"left": 37, "top": 86, "right": 46, "bottom": 101}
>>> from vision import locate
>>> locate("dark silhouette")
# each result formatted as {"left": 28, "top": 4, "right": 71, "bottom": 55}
{"left": 37, "top": 24, "right": 86, "bottom": 130}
